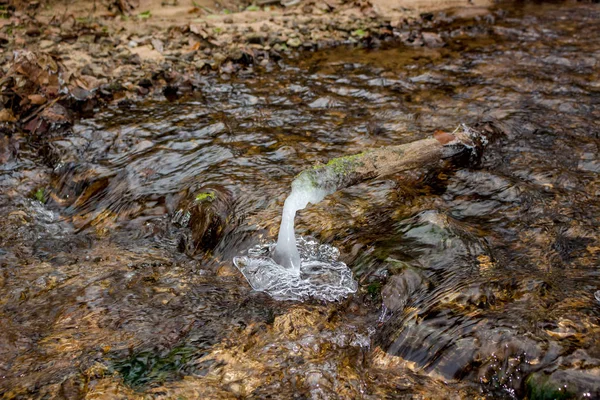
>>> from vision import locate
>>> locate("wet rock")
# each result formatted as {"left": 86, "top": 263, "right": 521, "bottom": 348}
{"left": 308, "top": 96, "right": 344, "bottom": 108}
{"left": 163, "top": 85, "right": 180, "bottom": 101}
{"left": 526, "top": 368, "right": 600, "bottom": 399}
{"left": 151, "top": 38, "right": 164, "bottom": 53}
{"left": 138, "top": 78, "right": 153, "bottom": 89}
{"left": 48, "top": 163, "right": 111, "bottom": 209}
{"left": 40, "top": 103, "right": 72, "bottom": 125}
{"left": 0, "top": 133, "right": 18, "bottom": 164}
{"left": 286, "top": 37, "right": 302, "bottom": 48}
{"left": 178, "top": 185, "right": 234, "bottom": 254}
{"left": 543, "top": 55, "right": 572, "bottom": 67}
{"left": 422, "top": 32, "right": 444, "bottom": 47}
{"left": 381, "top": 269, "right": 423, "bottom": 312}
{"left": 26, "top": 27, "right": 41, "bottom": 37}
{"left": 39, "top": 40, "right": 55, "bottom": 50}
{"left": 70, "top": 87, "right": 92, "bottom": 101}
{"left": 247, "top": 33, "right": 266, "bottom": 45}
{"left": 578, "top": 152, "right": 599, "bottom": 173}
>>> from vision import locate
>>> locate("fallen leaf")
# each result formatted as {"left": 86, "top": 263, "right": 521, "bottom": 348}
{"left": 0, "top": 108, "right": 16, "bottom": 122}
{"left": 28, "top": 94, "right": 46, "bottom": 105}
{"left": 190, "top": 24, "right": 209, "bottom": 39}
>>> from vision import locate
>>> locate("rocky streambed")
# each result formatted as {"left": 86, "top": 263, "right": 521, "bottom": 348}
{"left": 1, "top": 1, "right": 600, "bottom": 399}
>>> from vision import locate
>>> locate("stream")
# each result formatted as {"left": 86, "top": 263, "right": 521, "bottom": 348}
{"left": 1, "top": 2, "right": 599, "bottom": 398}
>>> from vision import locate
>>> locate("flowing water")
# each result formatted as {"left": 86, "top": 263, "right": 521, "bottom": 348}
{"left": 1, "top": 2, "right": 600, "bottom": 398}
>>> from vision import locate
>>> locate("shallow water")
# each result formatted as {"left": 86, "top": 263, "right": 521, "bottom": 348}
{"left": 1, "top": 2, "right": 599, "bottom": 398}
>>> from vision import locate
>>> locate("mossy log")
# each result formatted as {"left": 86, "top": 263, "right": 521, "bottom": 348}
{"left": 293, "top": 124, "right": 492, "bottom": 195}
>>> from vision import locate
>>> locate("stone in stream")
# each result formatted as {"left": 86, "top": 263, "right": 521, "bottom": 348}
{"left": 381, "top": 269, "right": 423, "bottom": 313}
{"left": 525, "top": 350, "right": 600, "bottom": 399}
{"left": 175, "top": 185, "right": 234, "bottom": 254}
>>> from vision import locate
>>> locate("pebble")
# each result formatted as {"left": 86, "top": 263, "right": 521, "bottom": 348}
{"left": 422, "top": 32, "right": 444, "bottom": 47}
{"left": 39, "top": 40, "right": 54, "bottom": 49}
{"left": 151, "top": 38, "right": 164, "bottom": 53}
{"left": 26, "top": 27, "right": 41, "bottom": 37}
{"left": 286, "top": 37, "right": 302, "bottom": 48}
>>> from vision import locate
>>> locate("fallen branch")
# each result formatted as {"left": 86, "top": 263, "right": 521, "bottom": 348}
{"left": 293, "top": 123, "right": 494, "bottom": 195}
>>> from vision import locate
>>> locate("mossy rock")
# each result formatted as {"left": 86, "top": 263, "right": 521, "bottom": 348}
{"left": 177, "top": 184, "right": 234, "bottom": 254}
{"left": 525, "top": 369, "right": 599, "bottom": 400}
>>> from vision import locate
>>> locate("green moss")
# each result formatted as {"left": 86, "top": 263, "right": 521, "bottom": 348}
{"left": 111, "top": 346, "right": 197, "bottom": 388}
{"left": 351, "top": 29, "right": 367, "bottom": 38}
{"left": 137, "top": 10, "right": 152, "bottom": 19}
{"left": 245, "top": 5, "right": 260, "bottom": 11}
{"left": 195, "top": 192, "right": 216, "bottom": 203}
{"left": 367, "top": 282, "right": 382, "bottom": 298}
{"left": 273, "top": 43, "right": 288, "bottom": 52}
{"left": 312, "top": 152, "right": 366, "bottom": 175}
{"left": 526, "top": 374, "right": 575, "bottom": 400}
{"left": 34, "top": 188, "right": 45, "bottom": 203}
{"left": 107, "top": 82, "right": 123, "bottom": 92}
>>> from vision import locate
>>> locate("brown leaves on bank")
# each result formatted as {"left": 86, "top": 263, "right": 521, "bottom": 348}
{"left": 0, "top": 50, "right": 99, "bottom": 135}
{"left": 0, "top": 50, "right": 67, "bottom": 131}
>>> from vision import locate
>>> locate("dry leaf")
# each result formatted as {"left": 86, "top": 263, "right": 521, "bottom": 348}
{"left": 0, "top": 108, "right": 17, "bottom": 122}
{"left": 28, "top": 94, "right": 47, "bottom": 105}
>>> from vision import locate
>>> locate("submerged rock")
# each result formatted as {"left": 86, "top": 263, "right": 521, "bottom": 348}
{"left": 381, "top": 268, "right": 423, "bottom": 312}
{"left": 526, "top": 368, "right": 600, "bottom": 400}
{"left": 177, "top": 185, "right": 234, "bottom": 254}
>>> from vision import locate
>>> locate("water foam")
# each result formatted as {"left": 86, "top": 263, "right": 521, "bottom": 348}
{"left": 233, "top": 173, "right": 357, "bottom": 302}
{"left": 233, "top": 236, "right": 357, "bottom": 302}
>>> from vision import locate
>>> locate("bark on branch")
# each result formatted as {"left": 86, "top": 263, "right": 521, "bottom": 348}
{"left": 293, "top": 123, "right": 495, "bottom": 195}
